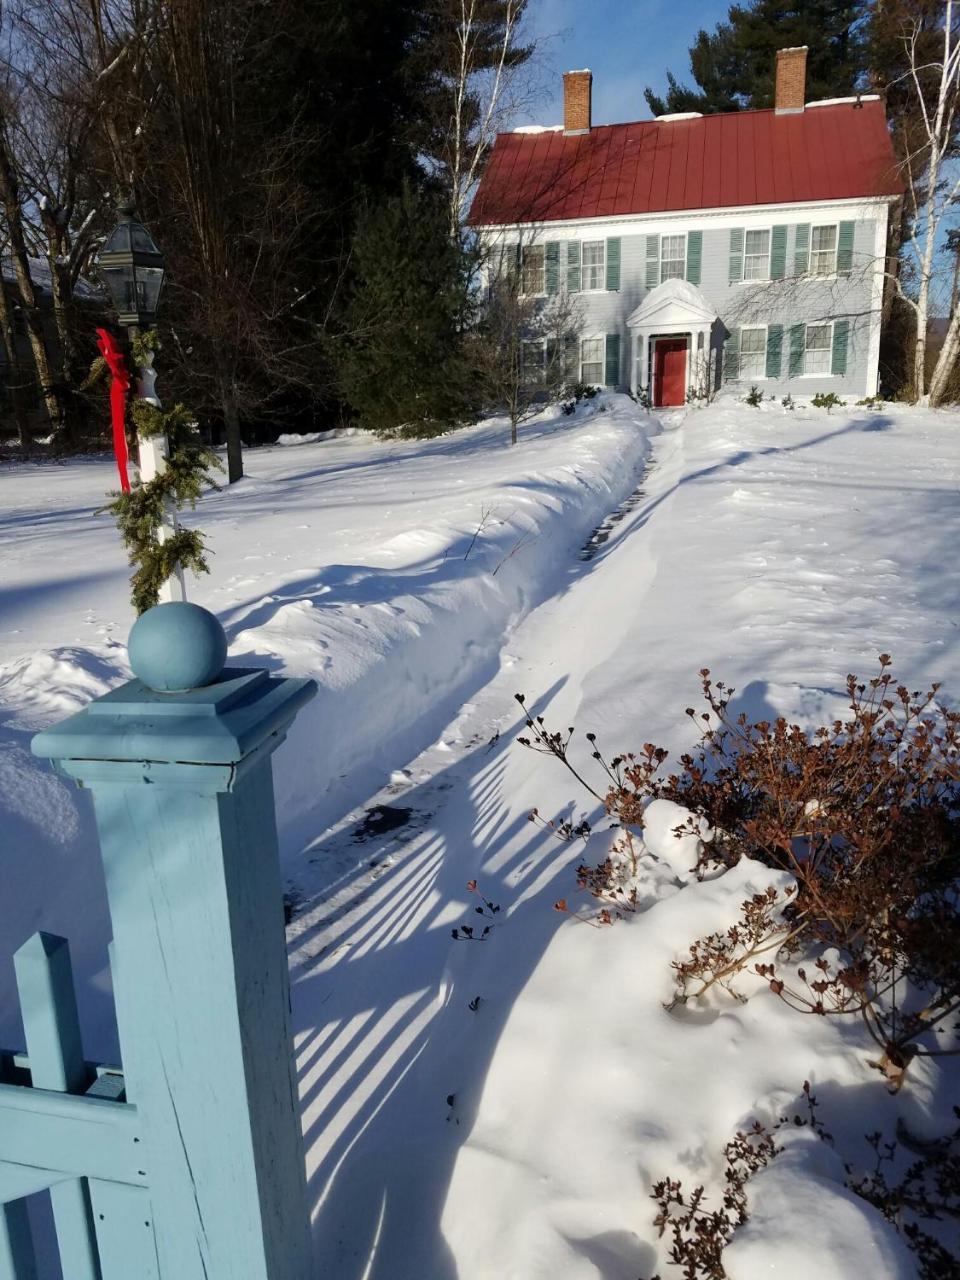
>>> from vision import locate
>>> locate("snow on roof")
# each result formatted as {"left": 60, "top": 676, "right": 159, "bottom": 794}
{"left": 1, "top": 256, "right": 102, "bottom": 303}
{"left": 655, "top": 112, "right": 704, "bottom": 122}
{"left": 806, "top": 94, "right": 880, "bottom": 108}
{"left": 511, "top": 125, "right": 563, "bottom": 134}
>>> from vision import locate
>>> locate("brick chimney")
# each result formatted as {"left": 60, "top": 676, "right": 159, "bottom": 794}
{"left": 775, "top": 46, "right": 808, "bottom": 114}
{"left": 563, "top": 70, "right": 592, "bottom": 135}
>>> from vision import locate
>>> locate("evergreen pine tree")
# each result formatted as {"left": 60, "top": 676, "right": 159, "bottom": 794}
{"left": 332, "top": 183, "right": 479, "bottom": 435}
{"left": 645, "top": 0, "right": 871, "bottom": 116}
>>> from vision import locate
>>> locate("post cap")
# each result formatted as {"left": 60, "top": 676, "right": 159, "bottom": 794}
{"left": 129, "top": 602, "right": 228, "bottom": 692}
{"left": 31, "top": 604, "right": 317, "bottom": 778}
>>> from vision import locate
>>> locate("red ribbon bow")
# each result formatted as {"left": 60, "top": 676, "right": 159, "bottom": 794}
{"left": 96, "top": 328, "right": 131, "bottom": 493}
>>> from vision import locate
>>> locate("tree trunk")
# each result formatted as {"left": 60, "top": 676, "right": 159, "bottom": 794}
{"left": 0, "top": 279, "right": 31, "bottom": 446}
{"left": 928, "top": 307, "right": 960, "bottom": 405}
{"left": 914, "top": 276, "right": 930, "bottom": 403}
{"left": 221, "top": 373, "right": 244, "bottom": 483}
{"left": 0, "top": 121, "right": 65, "bottom": 437}
{"left": 881, "top": 197, "right": 903, "bottom": 328}
{"left": 510, "top": 414, "right": 518, "bottom": 445}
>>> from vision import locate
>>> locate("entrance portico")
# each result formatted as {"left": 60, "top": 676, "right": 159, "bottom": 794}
{"left": 626, "top": 279, "right": 720, "bottom": 407}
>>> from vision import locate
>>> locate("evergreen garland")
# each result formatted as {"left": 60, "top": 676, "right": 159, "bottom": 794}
{"left": 96, "top": 331, "right": 223, "bottom": 615}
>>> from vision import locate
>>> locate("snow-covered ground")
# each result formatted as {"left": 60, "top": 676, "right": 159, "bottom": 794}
{"left": 3, "top": 393, "right": 960, "bottom": 1277}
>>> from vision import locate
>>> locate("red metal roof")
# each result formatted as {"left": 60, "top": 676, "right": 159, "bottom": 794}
{"left": 468, "top": 101, "right": 902, "bottom": 226}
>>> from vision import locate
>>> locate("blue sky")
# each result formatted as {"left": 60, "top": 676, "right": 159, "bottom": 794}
{"left": 513, "top": 0, "right": 734, "bottom": 127}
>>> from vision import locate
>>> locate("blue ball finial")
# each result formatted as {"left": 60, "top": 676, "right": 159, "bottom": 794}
{"left": 129, "top": 602, "right": 228, "bottom": 692}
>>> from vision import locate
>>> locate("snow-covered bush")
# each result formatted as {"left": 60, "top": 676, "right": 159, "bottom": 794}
{"left": 519, "top": 657, "right": 960, "bottom": 1088}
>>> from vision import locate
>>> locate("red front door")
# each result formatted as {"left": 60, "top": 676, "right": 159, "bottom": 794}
{"left": 654, "top": 339, "right": 687, "bottom": 407}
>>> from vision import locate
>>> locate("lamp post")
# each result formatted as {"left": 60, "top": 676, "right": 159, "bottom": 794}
{"left": 98, "top": 201, "right": 186, "bottom": 603}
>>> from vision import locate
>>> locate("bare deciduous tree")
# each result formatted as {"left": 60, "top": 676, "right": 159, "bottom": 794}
{"left": 419, "top": 0, "right": 534, "bottom": 238}
{"left": 473, "top": 246, "right": 581, "bottom": 445}
{"left": 888, "top": 1, "right": 960, "bottom": 403}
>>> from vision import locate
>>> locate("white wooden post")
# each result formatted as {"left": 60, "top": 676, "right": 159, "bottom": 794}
{"left": 135, "top": 346, "right": 186, "bottom": 604}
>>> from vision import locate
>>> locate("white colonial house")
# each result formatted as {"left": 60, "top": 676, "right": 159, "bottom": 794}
{"left": 469, "top": 47, "right": 903, "bottom": 406}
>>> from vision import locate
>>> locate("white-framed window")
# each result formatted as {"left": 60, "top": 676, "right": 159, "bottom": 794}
{"left": 811, "top": 225, "right": 838, "bottom": 277}
{"left": 740, "top": 326, "right": 768, "bottom": 379}
{"left": 804, "top": 322, "right": 833, "bottom": 374}
{"left": 581, "top": 336, "right": 605, "bottom": 384}
{"left": 520, "top": 244, "right": 545, "bottom": 295}
{"left": 582, "top": 240, "right": 605, "bottom": 290}
{"left": 660, "top": 234, "right": 686, "bottom": 282}
{"left": 743, "top": 229, "right": 771, "bottom": 280}
{"left": 522, "top": 339, "right": 545, "bottom": 380}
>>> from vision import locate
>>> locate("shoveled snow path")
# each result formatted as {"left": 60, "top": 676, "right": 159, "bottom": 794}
{"left": 290, "top": 401, "right": 960, "bottom": 1279}
{"left": 0, "top": 397, "right": 655, "bottom": 1062}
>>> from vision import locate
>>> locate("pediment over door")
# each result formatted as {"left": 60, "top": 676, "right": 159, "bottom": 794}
{"left": 626, "top": 278, "right": 717, "bottom": 332}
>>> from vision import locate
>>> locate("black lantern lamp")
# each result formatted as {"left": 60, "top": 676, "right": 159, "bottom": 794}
{"left": 98, "top": 201, "right": 165, "bottom": 329}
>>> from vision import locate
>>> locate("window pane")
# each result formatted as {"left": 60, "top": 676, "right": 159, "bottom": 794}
{"left": 582, "top": 240, "right": 605, "bottom": 290}
{"left": 740, "top": 327, "right": 767, "bottom": 379}
{"left": 581, "top": 337, "right": 604, "bottom": 384}
{"left": 521, "top": 245, "right": 544, "bottom": 294}
{"left": 660, "top": 233, "right": 686, "bottom": 282}
{"left": 523, "top": 340, "right": 544, "bottom": 374}
{"left": 805, "top": 324, "right": 832, "bottom": 374}
{"left": 743, "top": 230, "right": 770, "bottom": 280}
{"left": 745, "top": 229, "right": 769, "bottom": 255}
{"left": 741, "top": 328, "right": 766, "bottom": 353}
{"left": 811, "top": 226, "right": 837, "bottom": 276}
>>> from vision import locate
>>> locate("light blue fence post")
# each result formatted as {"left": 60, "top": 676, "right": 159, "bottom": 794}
{"left": 24, "top": 602, "right": 317, "bottom": 1279}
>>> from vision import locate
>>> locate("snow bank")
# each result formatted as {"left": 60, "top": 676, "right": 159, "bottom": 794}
{"left": 0, "top": 396, "right": 655, "bottom": 1057}
{"left": 274, "top": 427, "right": 367, "bottom": 446}
{"left": 725, "top": 1130, "right": 915, "bottom": 1279}
{"left": 242, "top": 399, "right": 659, "bottom": 846}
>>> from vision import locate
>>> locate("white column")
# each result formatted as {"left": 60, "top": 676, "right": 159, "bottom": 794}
{"left": 638, "top": 333, "right": 649, "bottom": 398}
{"left": 136, "top": 350, "right": 186, "bottom": 604}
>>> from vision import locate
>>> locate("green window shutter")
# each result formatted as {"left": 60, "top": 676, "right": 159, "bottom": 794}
{"left": 645, "top": 235, "right": 660, "bottom": 287}
{"left": 769, "top": 226, "right": 787, "bottom": 280}
{"left": 606, "top": 237, "right": 621, "bottom": 290}
{"left": 686, "top": 230, "right": 703, "bottom": 285}
{"left": 605, "top": 333, "right": 621, "bottom": 386}
{"left": 765, "top": 324, "right": 783, "bottom": 378}
{"left": 794, "top": 224, "right": 810, "bottom": 275}
{"left": 789, "top": 323, "right": 806, "bottom": 377}
{"left": 831, "top": 319, "right": 849, "bottom": 375}
{"left": 497, "top": 242, "right": 520, "bottom": 289}
{"left": 837, "top": 221, "right": 855, "bottom": 276}
{"left": 723, "top": 328, "right": 740, "bottom": 381}
{"left": 545, "top": 242, "right": 559, "bottom": 295}
{"left": 729, "top": 228, "right": 744, "bottom": 283}
{"left": 563, "top": 331, "right": 578, "bottom": 374}
{"left": 566, "top": 241, "right": 581, "bottom": 293}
